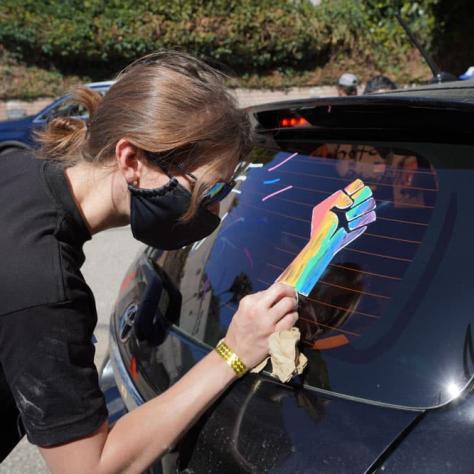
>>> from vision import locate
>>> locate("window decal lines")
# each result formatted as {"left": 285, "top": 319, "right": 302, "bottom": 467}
{"left": 268, "top": 152, "right": 299, "bottom": 172}
{"left": 262, "top": 185, "right": 293, "bottom": 202}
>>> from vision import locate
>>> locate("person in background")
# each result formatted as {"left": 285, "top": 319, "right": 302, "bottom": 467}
{"left": 363, "top": 75, "right": 398, "bottom": 94}
{"left": 336, "top": 73, "right": 359, "bottom": 96}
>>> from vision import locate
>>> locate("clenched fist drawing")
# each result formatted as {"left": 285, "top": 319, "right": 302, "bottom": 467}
{"left": 277, "top": 179, "right": 376, "bottom": 296}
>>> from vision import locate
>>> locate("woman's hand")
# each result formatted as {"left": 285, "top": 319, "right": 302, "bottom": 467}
{"left": 224, "top": 283, "right": 299, "bottom": 370}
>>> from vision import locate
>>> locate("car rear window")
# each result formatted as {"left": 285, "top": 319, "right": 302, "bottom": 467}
{"left": 158, "top": 140, "right": 474, "bottom": 409}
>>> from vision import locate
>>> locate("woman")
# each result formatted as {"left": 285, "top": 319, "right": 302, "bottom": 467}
{"left": 0, "top": 51, "right": 298, "bottom": 473}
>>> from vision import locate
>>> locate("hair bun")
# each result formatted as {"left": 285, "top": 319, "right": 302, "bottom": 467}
{"left": 35, "top": 86, "right": 102, "bottom": 164}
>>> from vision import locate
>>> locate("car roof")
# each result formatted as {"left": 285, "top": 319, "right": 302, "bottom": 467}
{"left": 383, "top": 79, "right": 474, "bottom": 100}
{"left": 248, "top": 80, "right": 474, "bottom": 114}
{"left": 249, "top": 79, "right": 474, "bottom": 145}
{"left": 379, "top": 78, "right": 474, "bottom": 101}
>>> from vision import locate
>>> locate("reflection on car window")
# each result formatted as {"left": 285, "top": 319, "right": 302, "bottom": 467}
{"left": 198, "top": 144, "right": 437, "bottom": 347}
{"left": 37, "top": 88, "right": 110, "bottom": 121}
{"left": 159, "top": 141, "right": 474, "bottom": 408}
{"left": 50, "top": 101, "right": 88, "bottom": 119}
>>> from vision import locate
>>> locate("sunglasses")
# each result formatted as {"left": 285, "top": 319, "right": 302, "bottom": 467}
{"left": 144, "top": 150, "right": 238, "bottom": 208}
{"left": 191, "top": 175, "right": 236, "bottom": 208}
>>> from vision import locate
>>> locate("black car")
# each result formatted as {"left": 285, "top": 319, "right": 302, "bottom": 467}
{"left": 100, "top": 79, "right": 474, "bottom": 473}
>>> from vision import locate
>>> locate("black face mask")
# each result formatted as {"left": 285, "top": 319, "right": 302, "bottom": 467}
{"left": 128, "top": 178, "right": 221, "bottom": 250}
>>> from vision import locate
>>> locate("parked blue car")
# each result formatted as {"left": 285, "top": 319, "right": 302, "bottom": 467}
{"left": 0, "top": 81, "right": 113, "bottom": 156}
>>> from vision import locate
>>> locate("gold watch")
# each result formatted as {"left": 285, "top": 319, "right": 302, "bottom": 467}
{"left": 215, "top": 339, "right": 247, "bottom": 377}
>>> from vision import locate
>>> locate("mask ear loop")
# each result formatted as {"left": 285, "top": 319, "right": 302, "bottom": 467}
{"left": 143, "top": 149, "right": 213, "bottom": 207}
{"left": 144, "top": 150, "right": 198, "bottom": 182}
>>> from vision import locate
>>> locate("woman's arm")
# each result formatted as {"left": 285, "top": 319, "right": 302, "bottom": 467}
{"left": 39, "top": 283, "right": 298, "bottom": 474}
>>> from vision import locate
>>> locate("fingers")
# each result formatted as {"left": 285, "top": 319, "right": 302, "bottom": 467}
{"left": 351, "top": 185, "right": 373, "bottom": 206}
{"left": 228, "top": 284, "right": 299, "bottom": 369}
{"left": 346, "top": 197, "right": 376, "bottom": 221}
{"left": 257, "top": 283, "right": 299, "bottom": 330}
{"left": 334, "top": 181, "right": 373, "bottom": 213}
{"left": 348, "top": 210, "right": 376, "bottom": 230}
{"left": 344, "top": 178, "right": 365, "bottom": 195}
{"left": 343, "top": 182, "right": 376, "bottom": 232}
{"left": 269, "top": 295, "right": 298, "bottom": 325}
{"left": 331, "top": 190, "right": 353, "bottom": 210}
{"left": 260, "top": 282, "right": 296, "bottom": 308}
{"left": 274, "top": 312, "right": 299, "bottom": 332}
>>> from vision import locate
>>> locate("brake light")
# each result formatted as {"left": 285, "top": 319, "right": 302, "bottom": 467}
{"left": 279, "top": 117, "right": 309, "bottom": 127}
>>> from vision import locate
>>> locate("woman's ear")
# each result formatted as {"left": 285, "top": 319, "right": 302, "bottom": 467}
{"left": 115, "top": 138, "right": 142, "bottom": 185}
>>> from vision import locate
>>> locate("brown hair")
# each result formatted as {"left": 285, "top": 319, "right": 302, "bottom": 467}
{"left": 36, "top": 50, "right": 253, "bottom": 219}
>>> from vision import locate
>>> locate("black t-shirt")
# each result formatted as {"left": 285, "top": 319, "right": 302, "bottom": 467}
{"left": 0, "top": 150, "right": 107, "bottom": 446}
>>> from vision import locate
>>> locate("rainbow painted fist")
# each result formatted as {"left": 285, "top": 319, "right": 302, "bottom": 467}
{"left": 277, "top": 179, "right": 376, "bottom": 296}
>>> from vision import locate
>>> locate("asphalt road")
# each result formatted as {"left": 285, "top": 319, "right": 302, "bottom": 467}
{"left": 0, "top": 226, "right": 144, "bottom": 473}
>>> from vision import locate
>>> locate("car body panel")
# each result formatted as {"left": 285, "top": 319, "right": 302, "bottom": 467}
{"left": 105, "top": 255, "right": 474, "bottom": 473}
{"left": 107, "top": 253, "right": 422, "bottom": 473}
{"left": 168, "top": 349, "right": 420, "bottom": 474}
{"left": 380, "top": 390, "right": 474, "bottom": 473}
{"left": 0, "top": 115, "right": 37, "bottom": 152}
{"left": 101, "top": 83, "right": 474, "bottom": 472}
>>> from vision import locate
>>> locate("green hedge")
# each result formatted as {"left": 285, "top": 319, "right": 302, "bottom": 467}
{"left": 0, "top": 0, "right": 326, "bottom": 73}
{"left": 0, "top": 0, "right": 443, "bottom": 87}
{"left": 0, "top": 0, "right": 438, "bottom": 78}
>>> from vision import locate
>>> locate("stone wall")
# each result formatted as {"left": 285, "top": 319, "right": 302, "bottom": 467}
{"left": 0, "top": 97, "right": 53, "bottom": 121}
{"left": 232, "top": 86, "right": 339, "bottom": 108}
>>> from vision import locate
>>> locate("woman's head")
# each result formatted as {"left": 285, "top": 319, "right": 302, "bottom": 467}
{"left": 36, "top": 50, "right": 253, "bottom": 221}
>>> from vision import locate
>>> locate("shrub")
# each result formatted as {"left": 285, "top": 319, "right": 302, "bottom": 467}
{"left": 0, "top": 0, "right": 439, "bottom": 78}
{"left": 0, "top": 0, "right": 328, "bottom": 75}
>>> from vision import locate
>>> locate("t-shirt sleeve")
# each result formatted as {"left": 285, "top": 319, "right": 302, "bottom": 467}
{"left": 0, "top": 300, "right": 108, "bottom": 446}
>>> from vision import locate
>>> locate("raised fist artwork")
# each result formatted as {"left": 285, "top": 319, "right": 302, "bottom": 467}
{"left": 277, "top": 179, "right": 376, "bottom": 296}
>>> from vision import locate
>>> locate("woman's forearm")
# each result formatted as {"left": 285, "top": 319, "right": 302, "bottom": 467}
{"left": 99, "top": 350, "right": 237, "bottom": 473}
{"left": 40, "top": 284, "right": 297, "bottom": 474}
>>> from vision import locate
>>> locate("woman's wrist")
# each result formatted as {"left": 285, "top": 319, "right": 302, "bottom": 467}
{"left": 214, "top": 339, "right": 248, "bottom": 378}
{"left": 208, "top": 349, "right": 239, "bottom": 385}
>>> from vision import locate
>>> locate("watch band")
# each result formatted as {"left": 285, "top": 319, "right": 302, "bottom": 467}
{"left": 215, "top": 339, "right": 247, "bottom": 377}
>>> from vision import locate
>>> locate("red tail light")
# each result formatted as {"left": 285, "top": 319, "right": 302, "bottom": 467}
{"left": 279, "top": 116, "right": 309, "bottom": 127}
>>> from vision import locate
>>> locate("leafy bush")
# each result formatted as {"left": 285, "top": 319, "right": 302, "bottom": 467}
{"left": 316, "top": 0, "right": 439, "bottom": 70}
{"left": 0, "top": 0, "right": 328, "bottom": 75}
{"left": 0, "top": 0, "right": 439, "bottom": 78}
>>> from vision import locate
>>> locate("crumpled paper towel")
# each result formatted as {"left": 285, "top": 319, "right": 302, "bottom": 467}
{"left": 251, "top": 327, "right": 307, "bottom": 383}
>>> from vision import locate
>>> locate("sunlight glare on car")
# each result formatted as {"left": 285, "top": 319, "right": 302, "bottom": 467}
{"left": 445, "top": 381, "right": 463, "bottom": 399}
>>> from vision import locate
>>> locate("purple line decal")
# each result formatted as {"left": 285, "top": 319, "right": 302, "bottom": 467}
{"left": 268, "top": 152, "right": 298, "bottom": 172}
{"left": 262, "top": 185, "right": 293, "bottom": 202}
